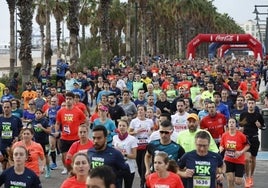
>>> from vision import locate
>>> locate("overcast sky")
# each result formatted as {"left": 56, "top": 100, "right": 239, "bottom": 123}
{"left": 0, "top": 0, "right": 267, "bottom": 43}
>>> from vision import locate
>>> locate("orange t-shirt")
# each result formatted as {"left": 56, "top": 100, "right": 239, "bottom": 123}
{"left": 60, "top": 176, "right": 87, "bottom": 188}
{"left": 146, "top": 172, "right": 184, "bottom": 188}
{"left": 56, "top": 107, "right": 86, "bottom": 140}
{"left": 12, "top": 141, "right": 44, "bottom": 176}
{"left": 220, "top": 131, "right": 248, "bottom": 164}
{"left": 21, "top": 90, "right": 37, "bottom": 109}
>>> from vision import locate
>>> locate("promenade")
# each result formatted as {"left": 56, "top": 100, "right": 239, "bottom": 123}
{"left": 0, "top": 52, "right": 57, "bottom": 77}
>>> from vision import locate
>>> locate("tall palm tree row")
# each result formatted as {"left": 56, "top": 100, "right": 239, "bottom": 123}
{"left": 8, "top": 0, "right": 244, "bottom": 82}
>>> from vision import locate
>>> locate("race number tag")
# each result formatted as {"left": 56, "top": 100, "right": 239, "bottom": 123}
{"left": 226, "top": 149, "right": 235, "bottom": 158}
{"left": 193, "top": 176, "right": 211, "bottom": 188}
{"left": 63, "top": 125, "right": 71, "bottom": 134}
{"left": 1, "top": 131, "right": 12, "bottom": 139}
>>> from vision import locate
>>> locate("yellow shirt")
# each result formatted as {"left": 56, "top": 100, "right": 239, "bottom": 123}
{"left": 0, "top": 83, "right": 5, "bottom": 99}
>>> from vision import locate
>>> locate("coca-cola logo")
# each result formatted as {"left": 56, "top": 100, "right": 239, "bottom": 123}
{"left": 249, "top": 39, "right": 257, "bottom": 45}
{"left": 215, "top": 35, "right": 234, "bottom": 42}
{"left": 193, "top": 38, "right": 200, "bottom": 46}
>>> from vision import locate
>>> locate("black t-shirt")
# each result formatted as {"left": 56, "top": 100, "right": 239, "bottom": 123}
{"left": 240, "top": 111, "right": 265, "bottom": 137}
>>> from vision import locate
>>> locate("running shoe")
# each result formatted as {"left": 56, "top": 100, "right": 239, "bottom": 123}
{"left": 61, "top": 168, "right": 68, "bottom": 175}
{"left": 50, "top": 163, "right": 58, "bottom": 170}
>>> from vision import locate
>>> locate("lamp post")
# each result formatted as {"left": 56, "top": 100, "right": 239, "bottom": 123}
{"left": 253, "top": 5, "right": 268, "bottom": 60}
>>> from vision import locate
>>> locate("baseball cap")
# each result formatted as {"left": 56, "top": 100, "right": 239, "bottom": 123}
{"left": 187, "top": 113, "right": 199, "bottom": 121}
{"left": 141, "top": 71, "right": 147, "bottom": 75}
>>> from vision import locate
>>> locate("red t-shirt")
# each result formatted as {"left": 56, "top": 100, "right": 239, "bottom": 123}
{"left": 146, "top": 172, "right": 184, "bottom": 188}
{"left": 200, "top": 113, "right": 227, "bottom": 139}
{"left": 74, "top": 102, "right": 87, "bottom": 114}
{"left": 220, "top": 131, "right": 248, "bottom": 164}
{"left": 56, "top": 93, "right": 65, "bottom": 105}
{"left": 56, "top": 107, "right": 86, "bottom": 140}
{"left": 60, "top": 176, "right": 86, "bottom": 188}
{"left": 66, "top": 139, "right": 94, "bottom": 163}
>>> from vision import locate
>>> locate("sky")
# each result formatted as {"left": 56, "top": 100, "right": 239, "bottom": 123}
{"left": 0, "top": 0, "right": 267, "bottom": 44}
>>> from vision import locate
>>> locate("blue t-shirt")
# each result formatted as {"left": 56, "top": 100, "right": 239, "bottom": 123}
{"left": 92, "top": 119, "right": 116, "bottom": 145}
{"left": 0, "top": 166, "right": 42, "bottom": 188}
{"left": 23, "top": 110, "right": 35, "bottom": 121}
{"left": 178, "top": 150, "right": 223, "bottom": 188}
{"left": 48, "top": 106, "right": 61, "bottom": 130}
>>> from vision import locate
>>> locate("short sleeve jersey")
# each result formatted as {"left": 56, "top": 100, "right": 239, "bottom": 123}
{"left": 0, "top": 167, "right": 42, "bottom": 188}
{"left": 56, "top": 107, "right": 86, "bottom": 140}
{"left": 178, "top": 150, "right": 223, "bottom": 188}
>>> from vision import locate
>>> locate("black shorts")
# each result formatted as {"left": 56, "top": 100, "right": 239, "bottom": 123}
{"left": 40, "top": 143, "right": 50, "bottom": 155}
{"left": 247, "top": 136, "right": 260, "bottom": 157}
{"left": 225, "top": 161, "right": 244, "bottom": 177}
{"left": 60, "top": 139, "right": 78, "bottom": 153}
{"left": 0, "top": 149, "right": 9, "bottom": 162}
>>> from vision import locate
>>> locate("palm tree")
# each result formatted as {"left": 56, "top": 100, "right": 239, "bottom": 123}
{"left": 67, "top": 0, "right": 80, "bottom": 69}
{"left": 44, "top": 0, "right": 53, "bottom": 75}
{"left": 6, "top": 0, "right": 16, "bottom": 77}
{"left": 17, "top": 0, "right": 34, "bottom": 85}
{"left": 52, "top": 0, "right": 67, "bottom": 58}
{"left": 35, "top": 3, "right": 46, "bottom": 65}
{"left": 99, "top": 0, "right": 111, "bottom": 64}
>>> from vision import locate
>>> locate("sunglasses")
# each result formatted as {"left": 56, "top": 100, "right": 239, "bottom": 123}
{"left": 159, "top": 130, "right": 170, "bottom": 135}
{"left": 29, "top": 103, "right": 35, "bottom": 105}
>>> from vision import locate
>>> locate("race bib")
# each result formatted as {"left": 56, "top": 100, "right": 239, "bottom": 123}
{"left": 1, "top": 131, "right": 12, "bottom": 139}
{"left": 63, "top": 125, "right": 71, "bottom": 134}
{"left": 226, "top": 149, "right": 235, "bottom": 158}
{"left": 193, "top": 176, "right": 211, "bottom": 188}
{"left": 138, "top": 138, "right": 148, "bottom": 145}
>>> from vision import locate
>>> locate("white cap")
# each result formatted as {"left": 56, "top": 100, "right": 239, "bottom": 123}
{"left": 141, "top": 71, "right": 147, "bottom": 75}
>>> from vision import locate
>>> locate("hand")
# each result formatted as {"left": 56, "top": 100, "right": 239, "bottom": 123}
{"left": 145, "top": 170, "right": 151, "bottom": 178}
{"left": 185, "top": 169, "right": 195, "bottom": 178}
{"left": 216, "top": 173, "right": 224, "bottom": 182}
{"left": 255, "top": 120, "right": 261, "bottom": 128}
{"left": 40, "top": 166, "right": 45, "bottom": 174}
{"left": 234, "top": 151, "right": 242, "bottom": 158}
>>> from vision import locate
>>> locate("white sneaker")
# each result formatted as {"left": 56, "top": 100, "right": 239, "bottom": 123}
{"left": 61, "top": 168, "right": 68, "bottom": 175}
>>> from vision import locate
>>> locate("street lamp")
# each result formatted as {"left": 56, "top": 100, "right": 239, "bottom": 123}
{"left": 253, "top": 5, "right": 268, "bottom": 60}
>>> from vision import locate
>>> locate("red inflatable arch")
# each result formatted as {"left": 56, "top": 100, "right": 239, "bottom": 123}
{"left": 187, "top": 34, "right": 263, "bottom": 60}
{"left": 217, "top": 44, "right": 253, "bottom": 57}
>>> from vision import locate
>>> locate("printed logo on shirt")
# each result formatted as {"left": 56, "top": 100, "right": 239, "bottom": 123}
{"left": 226, "top": 140, "right": 236, "bottom": 158}
{"left": 1, "top": 122, "right": 12, "bottom": 139}
{"left": 91, "top": 157, "right": 104, "bottom": 168}
{"left": 9, "top": 181, "right": 26, "bottom": 187}
{"left": 64, "top": 114, "right": 74, "bottom": 122}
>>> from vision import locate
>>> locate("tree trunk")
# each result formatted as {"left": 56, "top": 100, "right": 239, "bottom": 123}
{"left": 17, "top": 0, "right": 34, "bottom": 85}
{"left": 56, "top": 20, "right": 61, "bottom": 58}
{"left": 40, "top": 25, "right": 45, "bottom": 65}
{"left": 7, "top": 0, "right": 16, "bottom": 78}
{"left": 125, "top": 0, "right": 131, "bottom": 58}
{"left": 45, "top": 0, "right": 52, "bottom": 75}
{"left": 99, "top": 0, "right": 110, "bottom": 64}
{"left": 68, "top": 0, "right": 80, "bottom": 68}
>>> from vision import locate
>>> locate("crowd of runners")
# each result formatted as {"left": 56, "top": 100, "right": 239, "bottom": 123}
{"left": 0, "top": 55, "right": 267, "bottom": 188}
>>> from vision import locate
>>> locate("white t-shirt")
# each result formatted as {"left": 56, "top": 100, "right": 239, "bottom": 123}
{"left": 112, "top": 134, "right": 138, "bottom": 173}
{"left": 129, "top": 118, "right": 154, "bottom": 146}
{"left": 171, "top": 112, "right": 189, "bottom": 133}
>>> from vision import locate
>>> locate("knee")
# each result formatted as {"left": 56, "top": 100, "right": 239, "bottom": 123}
{"left": 234, "top": 177, "right": 243, "bottom": 185}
